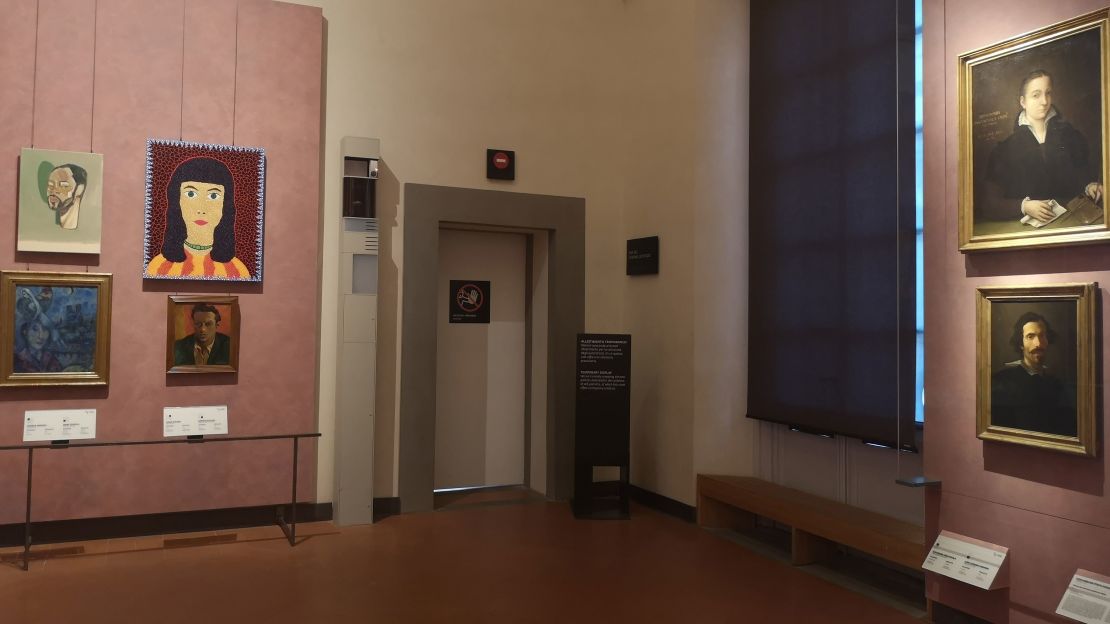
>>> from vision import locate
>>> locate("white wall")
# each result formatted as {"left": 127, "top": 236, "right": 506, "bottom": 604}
{"left": 757, "top": 422, "right": 925, "bottom": 526}
{"left": 689, "top": 0, "right": 755, "bottom": 481}
{"left": 301, "top": 0, "right": 753, "bottom": 508}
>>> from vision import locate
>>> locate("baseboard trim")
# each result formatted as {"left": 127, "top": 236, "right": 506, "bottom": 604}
{"left": 930, "top": 601, "right": 992, "bottom": 624}
{"left": 373, "top": 497, "right": 401, "bottom": 522}
{"left": 0, "top": 503, "right": 333, "bottom": 548}
{"left": 629, "top": 485, "right": 696, "bottom": 523}
{"left": 369, "top": 489, "right": 694, "bottom": 524}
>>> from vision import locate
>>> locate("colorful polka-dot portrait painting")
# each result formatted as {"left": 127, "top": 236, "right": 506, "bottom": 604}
{"left": 143, "top": 139, "right": 265, "bottom": 282}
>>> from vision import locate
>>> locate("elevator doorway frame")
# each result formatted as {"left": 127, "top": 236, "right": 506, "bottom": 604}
{"left": 398, "top": 184, "right": 585, "bottom": 513}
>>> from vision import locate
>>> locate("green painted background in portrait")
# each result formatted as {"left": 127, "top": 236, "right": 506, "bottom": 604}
{"left": 18, "top": 147, "right": 104, "bottom": 254}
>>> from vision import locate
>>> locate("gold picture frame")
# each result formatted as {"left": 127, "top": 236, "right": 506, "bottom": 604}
{"left": 0, "top": 271, "right": 112, "bottom": 387}
{"left": 976, "top": 283, "right": 1097, "bottom": 456}
{"left": 166, "top": 295, "right": 240, "bottom": 374}
{"left": 958, "top": 9, "right": 1110, "bottom": 252}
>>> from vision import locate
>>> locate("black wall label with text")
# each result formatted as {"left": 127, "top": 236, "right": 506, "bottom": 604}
{"left": 626, "top": 236, "right": 659, "bottom": 275}
{"left": 575, "top": 334, "right": 631, "bottom": 465}
{"left": 449, "top": 280, "right": 491, "bottom": 323}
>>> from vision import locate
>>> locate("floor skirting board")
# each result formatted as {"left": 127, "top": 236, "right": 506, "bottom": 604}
{"left": 0, "top": 503, "right": 332, "bottom": 548}
{"left": 930, "top": 601, "right": 992, "bottom": 624}
{"left": 628, "top": 484, "right": 696, "bottom": 522}
{"left": 372, "top": 497, "right": 401, "bottom": 522}
{"left": 381, "top": 485, "right": 695, "bottom": 523}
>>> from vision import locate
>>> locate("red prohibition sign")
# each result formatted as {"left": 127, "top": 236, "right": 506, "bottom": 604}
{"left": 493, "top": 152, "right": 510, "bottom": 170}
{"left": 456, "top": 283, "right": 484, "bottom": 312}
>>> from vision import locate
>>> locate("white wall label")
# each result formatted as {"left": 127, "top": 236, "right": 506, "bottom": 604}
{"left": 922, "top": 530, "right": 1008, "bottom": 590}
{"left": 23, "top": 409, "right": 97, "bottom": 442}
{"left": 163, "top": 405, "right": 229, "bottom": 437}
{"left": 1057, "top": 569, "right": 1110, "bottom": 623}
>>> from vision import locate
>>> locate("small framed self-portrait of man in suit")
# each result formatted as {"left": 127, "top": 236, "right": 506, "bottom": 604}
{"left": 166, "top": 296, "right": 240, "bottom": 374}
{"left": 959, "top": 9, "right": 1110, "bottom": 252}
{"left": 976, "top": 283, "right": 1098, "bottom": 456}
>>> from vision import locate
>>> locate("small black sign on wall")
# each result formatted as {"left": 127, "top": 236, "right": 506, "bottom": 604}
{"left": 486, "top": 149, "right": 515, "bottom": 180}
{"left": 626, "top": 236, "right": 659, "bottom": 275}
{"left": 449, "top": 280, "right": 491, "bottom": 323}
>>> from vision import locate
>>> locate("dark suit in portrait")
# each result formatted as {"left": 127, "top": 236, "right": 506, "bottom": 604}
{"left": 983, "top": 110, "right": 1095, "bottom": 222}
{"left": 991, "top": 363, "right": 1076, "bottom": 436}
{"left": 173, "top": 332, "right": 231, "bottom": 366}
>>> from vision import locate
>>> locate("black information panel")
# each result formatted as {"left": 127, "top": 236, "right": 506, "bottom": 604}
{"left": 573, "top": 333, "right": 631, "bottom": 519}
{"left": 626, "top": 236, "right": 659, "bottom": 275}
{"left": 449, "top": 280, "right": 490, "bottom": 323}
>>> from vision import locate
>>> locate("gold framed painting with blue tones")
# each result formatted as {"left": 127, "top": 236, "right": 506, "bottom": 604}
{"left": 0, "top": 271, "right": 112, "bottom": 387}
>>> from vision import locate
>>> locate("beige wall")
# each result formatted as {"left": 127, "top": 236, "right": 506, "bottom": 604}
{"left": 689, "top": 0, "right": 754, "bottom": 480}
{"left": 301, "top": 0, "right": 752, "bottom": 506}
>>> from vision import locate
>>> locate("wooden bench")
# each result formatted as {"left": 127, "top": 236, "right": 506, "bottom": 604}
{"left": 697, "top": 474, "right": 925, "bottom": 569}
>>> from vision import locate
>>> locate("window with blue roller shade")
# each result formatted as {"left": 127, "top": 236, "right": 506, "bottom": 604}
{"left": 747, "top": 0, "right": 918, "bottom": 449}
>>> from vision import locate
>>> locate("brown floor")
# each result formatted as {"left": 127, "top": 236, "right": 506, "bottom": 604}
{"left": 0, "top": 490, "right": 921, "bottom": 623}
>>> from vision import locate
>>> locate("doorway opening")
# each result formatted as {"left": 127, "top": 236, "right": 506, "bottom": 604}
{"left": 433, "top": 227, "right": 550, "bottom": 496}
{"left": 398, "top": 184, "right": 584, "bottom": 513}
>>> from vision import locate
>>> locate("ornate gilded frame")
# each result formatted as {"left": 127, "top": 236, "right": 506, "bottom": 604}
{"left": 976, "top": 283, "right": 1097, "bottom": 456}
{"left": 0, "top": 271, "right": 112, "bottom": 387}
{"left": 166, "top": 295, "right": 240, "bottom": 374}
{"left": 958, "top": 10, "right": 1110, "bottom": 252}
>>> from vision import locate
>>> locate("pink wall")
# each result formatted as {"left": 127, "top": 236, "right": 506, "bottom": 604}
{"left": 0, "top": 0, "right": 323, "bottom": 524}
{"left": 924, "top": 1, "right": 1110, "bottom": 621}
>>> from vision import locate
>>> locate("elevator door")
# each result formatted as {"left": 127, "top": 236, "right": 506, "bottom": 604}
{"left": 434, "top": 228, "right": 526, "bottom": 490}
